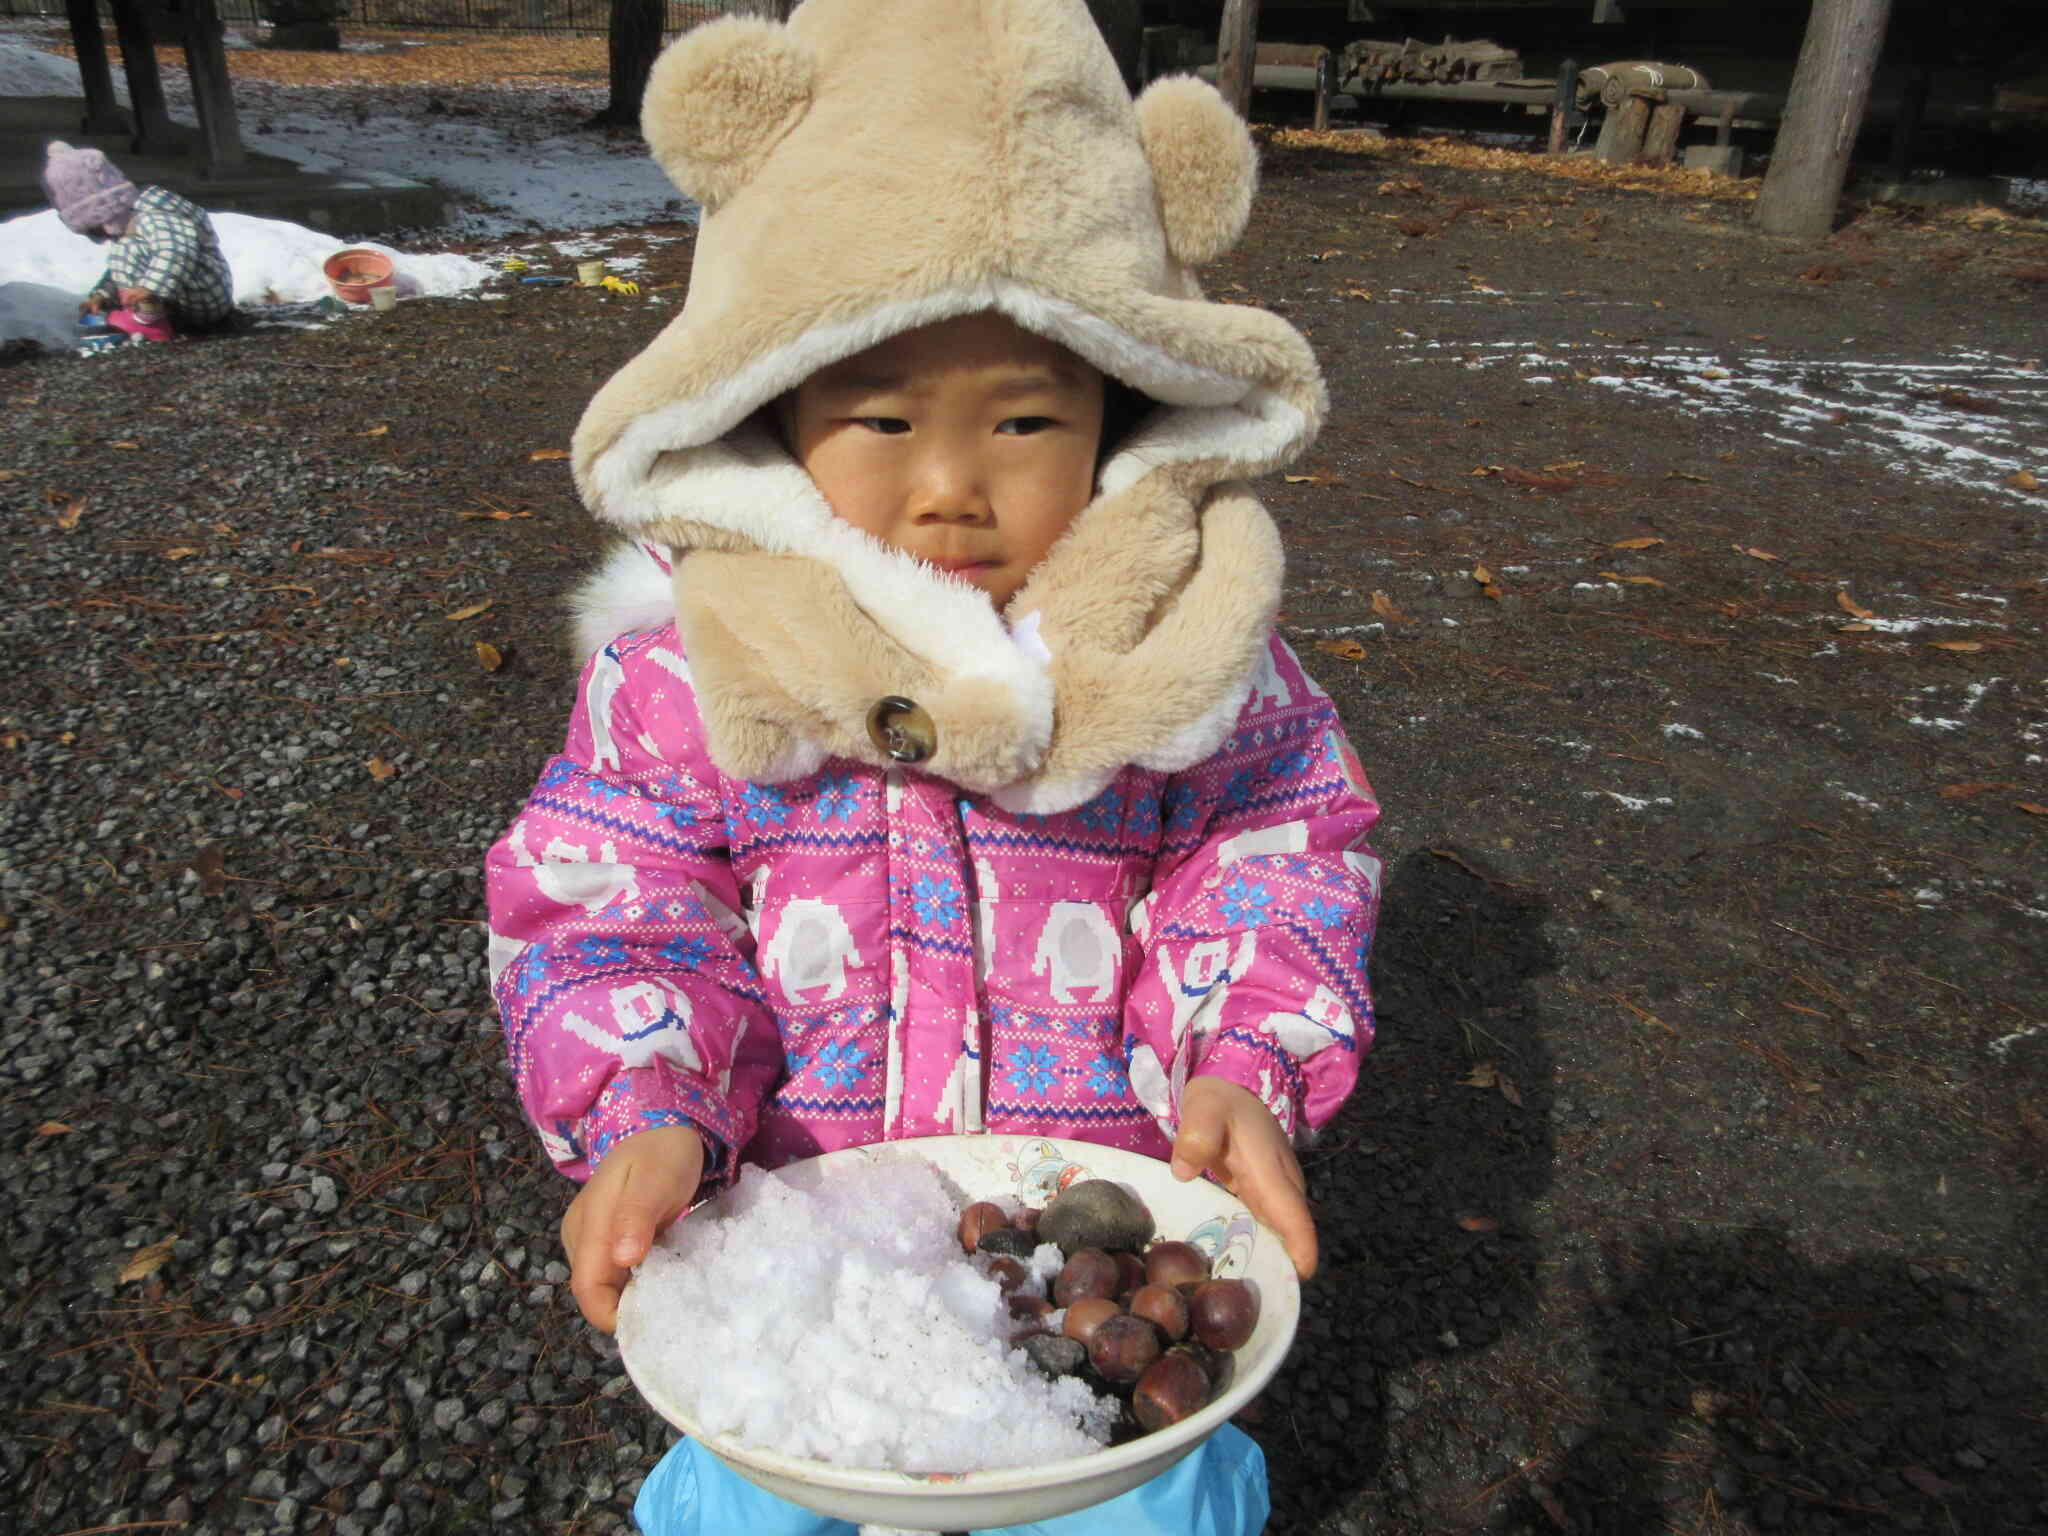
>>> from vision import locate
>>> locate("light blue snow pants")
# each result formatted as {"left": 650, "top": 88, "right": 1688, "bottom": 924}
{"left": 632, "top": 1423, "right": 1269, "bottom": 1536}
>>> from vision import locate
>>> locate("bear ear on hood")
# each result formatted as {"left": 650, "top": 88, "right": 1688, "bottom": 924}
{"left": 642, "top": 15, "right": 815, "bottom": 213}
{"left": 1134, "top": 74, "right": 1257, "bottom": 268}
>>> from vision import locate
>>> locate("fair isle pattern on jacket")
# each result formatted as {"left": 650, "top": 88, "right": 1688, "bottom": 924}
{"left": 99, "top": 187, "right": 234, "bottom": 327}
{"left": 486, "top": 625, "right": 1380, "bottom": 1184}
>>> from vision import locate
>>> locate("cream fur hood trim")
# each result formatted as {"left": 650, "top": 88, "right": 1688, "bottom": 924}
{"left": 568, "top": 0, "right": 1326, "bottom": 813}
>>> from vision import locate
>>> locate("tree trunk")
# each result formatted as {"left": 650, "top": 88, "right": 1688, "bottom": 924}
{"left": 589, "top": 0, "right": 665, "bottom": 131}
{"left": 1216, "top": 0, "right": 1260, "bottom": 119}
{"left": 181, "top": 0, "right": 247, "bottom": 174}
{"left": 1754, "top": 0, "right": 1894, "bottom": 238}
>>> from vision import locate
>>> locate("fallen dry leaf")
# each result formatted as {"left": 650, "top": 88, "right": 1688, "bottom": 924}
{"left": 1340, "top": 287, "right": 1376, "bottom": 299}
{"left": 1669, "top": 471, "right": 1711, "bottom": 483}
{"left": 445, "top": 600, "right": 493, "bottom": 622}
{"left": 367, "top": 756, "right": 398, "bottom": 782}
{"left": 458, "top": 507, "right": 532, "bottom": 520}
{"left": 476, "top": 641, "right": 505, "bottom": 672}
{"left": 1370, "top": 590, "right": 1414, "bottom": 625}
{"left": 1599, "top": 571, "right": 1665, "bottom": 586}
{"left": 1699, "top": 367, "right": 1731, "bottom": 380}
{"left": 0, "top": 468, "right": 21, "bottom": 482}
{"left": 1283, "top": 470, "right": 1345, "bottom": 486}
{"left": 1735, "top": 545, "right": 1782, "bottom": 562}
{"left": 1472, "top": 563, "right": 1495, "bottom": 585}
{"left": 36, "top": 1121, "right": 74, "bottom": 1136}
{"left": 1939, "top": 782, "right": 2013, "bottom": 799}
{"left": 1836, "top": 590, "right": 1875, "bottom": 620}
{"left": 528, "top": 448, "right": 571, "bottom": 462}
{"left": 1502, "top": 466, "right": 1575, "bottom": 492}
{"left": 1901, "top": 1466, "right": 1960, "bottom": 1499}
{"left": 2018, "top": 803, "right": 2048, "bottom": 816}
{"left": 1611, "top": 536, "right": 1663, "bottom": 550}
{"left": 1928, "top": 641, "right": 1983, "bottom": 652}
{"left": 359, "top": 424, "right": 391, "bottom": 437}
{"left": 1314, "top": 638, "right": 1367, "bottom": 661}
{"left": 1839, "top": 622, "right": 1873, "bottom": 633}
{"left": 110, "top": 439, "right": 141, "bottom": 450}
{"left": 119, "top": 1236, "right": 177, "bottom": 1285}
{"left": 1454, "top": 1214, "right": 1500, "bottom": 1233}
{"left": 161, "top": 546, "right": 200, "bottom": 561}
{"left": 2009, "top": 470, "right": 2040, "bottom": 491}
{"left": 54, "top": 498, "right": 87, "bottom": 531}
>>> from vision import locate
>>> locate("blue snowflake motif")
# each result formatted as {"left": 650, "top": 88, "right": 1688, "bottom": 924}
{"left": 1085, "top": 1053, "right": 1129, "bottom": 1098}
{"left": 652, "top": 802, "right": 698, "bottom": 831}
{"left": 1272, "top": 750, "right": 1312, "bottom": 779}
{"left": 538, "top": 758, "right": 579, "bottom": 790}
{"left": 811, "top": 1042, "right": 869, "bottom": 1089}
{"left": 511, "top": 947, "right": 552, "bottom": 997}
{"left": 1077, "top": 788, "right": 1124, "bottom": 835}
{"left": 1127, "top": 791, "right": 1162, "bottom": 836}
{"left": 813, "top": 773, "right": 860, "bottom": 823}
{"left": 1006, "top": 1044, "right": 1060, "bottom": 1097}
{"left": 738, "top": 782, "right": 792, "bottom": 828}
{"left": 1220, "top": 770, "right": 1260, "bottom": 812}
{"left": 576, "top": 936, "right": 631, "bottom": 968}
{"left": 1355, "top": 930, "right": 1374, "bottom": 971}
{"left": 1216, "top": 877, "right": 1275, "bottom": 928}
{"left": 585, "top": 778, "right": 628, "bottom": 804}
{"left": 589, "top": 1127, "right": 617, "bottom": 1162}
{"left": 640, "top": 1108, "right": 697, "bottom": 1132}
{"left": 1302, "top": 896, "right": 1352, "bottom": 930}
{"left": 911, "top": 874, "right": 964, "bottom": 928}
{"left": 1065, "top": 1016, "right": 1102, "bottom": 1039}
{"left": 659, "top": 934, "right": 715, "bottom": 969}
{"left": 1164, "top": 788, "right": 1205, "bottom": 834}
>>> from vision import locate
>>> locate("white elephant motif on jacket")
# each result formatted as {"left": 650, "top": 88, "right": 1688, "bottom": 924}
{"left": 1031, "top": 901, "right": 1120, "bottom": 1003}
{"left": 506, "top": 819, "right": 639, "bottom": 914}
{"left": 761, "top": 897, "right": 864, "bottom": 999}
{"left": 562, "top": 978, "right": 729, "bottom": 1092}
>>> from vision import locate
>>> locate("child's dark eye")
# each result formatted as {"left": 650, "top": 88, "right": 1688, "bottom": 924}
{"left": 997, "top": 416, "right": 1057, "bottom": 436}
{"left": 856, "top": 417, "right": 911, "bottom": 434}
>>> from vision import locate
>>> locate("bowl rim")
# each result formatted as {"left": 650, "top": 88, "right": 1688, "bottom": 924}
{"left": 615, "top": 1133, "right": 1300, "bottom": 1500}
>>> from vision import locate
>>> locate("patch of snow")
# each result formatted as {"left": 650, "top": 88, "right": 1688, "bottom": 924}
{"left": 1759, "top": 673, "right": 1800, "bottom": 685}
{"left": 1830, "top": 785, "right": 1883, "bottom": 810}
{"left": 1585, "top": 792, "right": 1675, "bottom": 811}
{"left": 1661, "top": 723, "right": 1704, "bottom": 740}
{"left": 1906, "top": 715, "right": 1965, "bottom": 730}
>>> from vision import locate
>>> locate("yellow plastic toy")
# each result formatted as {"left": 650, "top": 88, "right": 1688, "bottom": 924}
{"left": 601, "top": 275, "right": 641, "bottom": 298}
{"left": 501, "top": 256, "right": 531, "bottom": 275}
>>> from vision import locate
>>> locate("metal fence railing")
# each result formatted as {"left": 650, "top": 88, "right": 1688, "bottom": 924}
{"left": 0, "top": 0, "right": 725, "bottom": 37}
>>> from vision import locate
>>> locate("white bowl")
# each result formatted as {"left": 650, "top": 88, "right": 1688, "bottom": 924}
{"left": 615, "top": 1133, "right": 1299, "bottom": 1531}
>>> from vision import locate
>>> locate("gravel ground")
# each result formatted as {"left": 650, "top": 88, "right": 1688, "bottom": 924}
{"left": 6, "top": 81, "right": 2048, "bottom": 1536}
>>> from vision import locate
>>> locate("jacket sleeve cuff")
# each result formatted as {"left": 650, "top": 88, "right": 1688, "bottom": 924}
{"left": 1186, "top": 1028, "right": 1311, "bottom": 1144}
{"left": 576, "top": 1064, "right": 746, "bottom": 1180}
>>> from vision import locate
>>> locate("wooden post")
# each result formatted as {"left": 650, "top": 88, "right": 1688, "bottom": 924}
{"left": 180, "top": 0, "right": 245, "bottom": 174}
{"left": 63, "top": 0, "right": 128, "bottom": 135}
{"left": 107, "top": 0, "right": 175, "bottom": 153}
{"left": 1640, "top": 101, "right": 1685, "bottom": 165}
{"left": 1755, "top": 0, "right": 1895, "bottom": 238}
{"left": 1596, "top": 91, "right": 1653, "bottom": 163}
{"left": 1549, "top": 56, "right": 1577, "bottom": 154}
{"left": 1312, "top": 45, "right": 1334, "bottom": 130}
{"left": 1217, "top": 0, "right": 1260, "bottom": 119}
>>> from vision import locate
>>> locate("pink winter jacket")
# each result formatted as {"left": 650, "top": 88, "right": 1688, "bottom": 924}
{"left": 486, "top": 623, "right": 1380, "bottom": 1182}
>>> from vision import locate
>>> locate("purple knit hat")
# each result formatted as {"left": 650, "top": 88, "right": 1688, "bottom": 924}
{"left": 41, "top": 140, "right": 139, "bottom": 235}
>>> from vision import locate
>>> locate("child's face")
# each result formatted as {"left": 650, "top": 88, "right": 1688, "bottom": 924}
{"left": 784, "top": 313, "right": 1105, "bottom": 608}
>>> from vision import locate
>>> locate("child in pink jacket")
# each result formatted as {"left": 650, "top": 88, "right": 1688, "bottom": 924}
{"left": 485, "top": 3, "right": 1380, "bottom": 1531}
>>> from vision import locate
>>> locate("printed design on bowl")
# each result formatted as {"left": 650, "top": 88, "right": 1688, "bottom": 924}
{"left": 1182, "top": 1211, "right": 1257, "bottom": 1278}
{"left": 1006, "top": 1140, "right": 1093, "bottom": 1206}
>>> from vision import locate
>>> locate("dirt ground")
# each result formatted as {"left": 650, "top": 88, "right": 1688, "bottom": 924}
{"left": 7, "top": 86, "right": 2048, "bottom": 1534}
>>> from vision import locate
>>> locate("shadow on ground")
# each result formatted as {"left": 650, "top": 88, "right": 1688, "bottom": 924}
{"left": 1258, "top": 849, "right": 1561, "bottom": 1533}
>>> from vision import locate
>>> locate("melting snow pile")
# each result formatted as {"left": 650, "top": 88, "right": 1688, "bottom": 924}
{"left": 629, "top": 1160, "right": 1114, "bottom": 1472}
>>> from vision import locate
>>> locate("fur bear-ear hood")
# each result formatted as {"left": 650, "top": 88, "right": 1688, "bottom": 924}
{"left": 573, "top": 0, "right": 1323, "bottom": 518}
{"left": 567, "top": 0, "right": 1327, "bottom": 814}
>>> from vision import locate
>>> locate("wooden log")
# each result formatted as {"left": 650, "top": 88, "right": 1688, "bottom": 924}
{"left": 1755, "top": 0, "right": 1895, "bottom": 238}
{"left": 1314, "top": 47, "right": 1337, "bottom": 130}
{"left": 1216, "top": 0, "right": 1260, "bottom": 119}
{"left": 179, "top": 0, "right": 244, "bottom": 174}
{"left": 107, "top": 0, "right": 174, "bottom": 154}
{"left": 1595, "top": 92, "right": 1652, "bottom": 163}
{"left": 63, "top": 0, "right": 127, "bottom": 135}
{"left": 1640, "top": 101, "right": 1685, "bottom": 165}
{"left": 1549, "top": 55, "right": 1577, "bottom": 153}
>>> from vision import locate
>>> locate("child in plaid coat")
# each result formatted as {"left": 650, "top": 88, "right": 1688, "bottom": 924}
{"left": 42, "top": 142, "right": 236, "bottom": 341}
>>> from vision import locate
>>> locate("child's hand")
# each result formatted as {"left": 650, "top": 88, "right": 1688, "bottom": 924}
{"left": 1170, "top": 1077, "right": 1318, "bottom": 1280}
{"left": 117, "top": 286, "right": 153, "bottom": 308}
{"left": 560, "top": 1124, "right": 704, "bottom": 1332}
